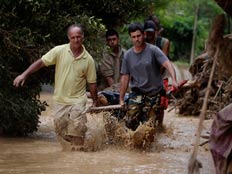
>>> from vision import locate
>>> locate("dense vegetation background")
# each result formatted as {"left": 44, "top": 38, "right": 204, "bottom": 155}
{"left": 0, "top": 0, "right": 227, "bottom": 135}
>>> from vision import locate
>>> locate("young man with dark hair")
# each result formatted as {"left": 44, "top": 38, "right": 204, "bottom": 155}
{"left": 119, "top": 22, "right": 177, "bottom": 130}
{"left": 99, "top": 29, "right": 126, "bottom": 88}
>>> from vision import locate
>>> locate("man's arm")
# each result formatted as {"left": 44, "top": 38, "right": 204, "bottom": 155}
{"left": 119, "top": 74, "right": 130, "bottom": 106}
{"left": 106, "top": 76, "right": 114, "bottom": 87}
{"left": 88, "top": 83, "right": 98, "bottom": 107}
{"left": 13, "top": 59, "right": 45, "bottom": 87}
{"left": 162, "top": 60, "right": 178, "bottom": 88}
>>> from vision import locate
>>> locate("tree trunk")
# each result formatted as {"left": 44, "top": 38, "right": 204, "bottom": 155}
{"left": 190, "top": 3, "right": 199, "bottom": 64}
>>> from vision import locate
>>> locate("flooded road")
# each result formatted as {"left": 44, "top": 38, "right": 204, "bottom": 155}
{"left": 0, "top": 92, "right": 215, "bottom": 174}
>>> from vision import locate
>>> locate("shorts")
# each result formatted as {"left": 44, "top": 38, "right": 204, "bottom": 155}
{"left": 53, "top": 103, "right": 87, "bottom": 139}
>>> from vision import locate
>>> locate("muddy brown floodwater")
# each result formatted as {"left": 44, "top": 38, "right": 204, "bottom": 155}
{"left": 0, "top": 91, "right": 215, "bottom": 174}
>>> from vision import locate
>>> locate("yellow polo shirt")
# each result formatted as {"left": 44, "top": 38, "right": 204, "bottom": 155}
{"left": 41, "top": 44, "right": 96, "bottom": 105}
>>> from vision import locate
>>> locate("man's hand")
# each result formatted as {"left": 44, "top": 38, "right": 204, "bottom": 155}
{"left": 120, "top": 100, "right": 127, "bottom": 111}
{"left": 167, "top": 80, "right": 188, "bottom": 95}
{"left": 13, "top": 59, "right": 45, "bottom": 87}
{"left": 13, "top": 74, "right": 26, "bottom": 87}
{"left": 91, "top": 99, "right": 98, "bottom": 107}
{"left": 172, "top": 79, "right": 178, "bottom": 90}
{"left": 120, "top": 99, "right": 124, "bottom": 107}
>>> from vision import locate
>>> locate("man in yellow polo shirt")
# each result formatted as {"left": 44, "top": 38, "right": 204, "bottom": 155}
{"left": 13, "top": 24, "right": 98, "bottom": 148}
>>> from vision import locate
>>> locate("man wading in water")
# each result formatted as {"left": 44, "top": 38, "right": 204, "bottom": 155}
{"left": 119, "top": 22, "right": 177, "bottom": 130}
{"left": 13, "top": 24, "right": 98, "bottom": 149}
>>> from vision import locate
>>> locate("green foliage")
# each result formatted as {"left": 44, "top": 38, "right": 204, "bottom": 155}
{"left": 0, "top": 59, "right": 46, "bottom": 136}
{"left": 154, "top": 0, "right": 224, "bottom": 61}
{"left": 76, "top": 0, "right": 150, "bottom": 27}
{"left": 0, "top": 24, "right": 46, "bottom": 135}
{"left": 165, "top": 17, "right": 194, "bottom": 61}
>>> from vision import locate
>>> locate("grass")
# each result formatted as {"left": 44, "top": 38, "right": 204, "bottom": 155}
{"left": 173, "top": 60, "right": 190, "bottom": 69}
